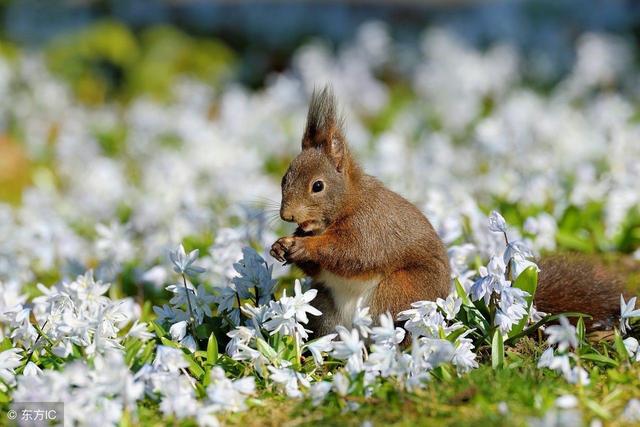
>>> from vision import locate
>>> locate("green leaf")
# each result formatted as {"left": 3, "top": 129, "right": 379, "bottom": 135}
{"left": 491, "top": 330, "right": 504, "bottom": 369}
{"left": 184, "top": 353, "right": 205, "bottom": 379}
{"left": 472, "top": 298, "right": 491, "bottom": 322}
{"left": 207, "top": 332, "right": 219, "bottom": 365}
{"left": 160, "top": 337, "right": 180, "bottom": 349}
{"left": 584, "top": 399, "right": 611, "bottom": 419}
{"left": 152, "top": 321, "right": 167, "bottom": 338}
{"left": 580, "top": 353, "right": 618, "bottom": 367}
{"left": 256, "top": 337, "right": 279, "bottom": 364}
{"left": 455, "top": 278, "right": 471, "bottom": 306}
{"left": 576, "top": 316, "right": 586, "bottom": 345}
{"left": 505, "top": 312, "right": 591, "bottom": 346}
{"left": 125, "top": 339, "right": 143, "bottom": 366}
{"left": 512, "top": 266, "right": 538, "bottom": 301}
{"left": 509, "top": 266, "right": 539, "bottom": 339}
{"left": 614, "top": 328, "right": 629, "bottom": 363}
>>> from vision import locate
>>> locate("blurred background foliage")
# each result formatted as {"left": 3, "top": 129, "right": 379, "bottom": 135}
{"left": 46, "top": 21, "right": 235, "bottom": 104}
{"left": 0, "top": 0, "right": 640, "bottom": 256}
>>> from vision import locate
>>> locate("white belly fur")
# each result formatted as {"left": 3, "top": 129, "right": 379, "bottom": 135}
{"left": 316, "top": 269, "right": 382, "bottom": 328}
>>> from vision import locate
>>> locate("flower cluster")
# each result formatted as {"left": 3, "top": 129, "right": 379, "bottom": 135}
{"left": 0, "top": 9, "right": 640, "bottom": 424}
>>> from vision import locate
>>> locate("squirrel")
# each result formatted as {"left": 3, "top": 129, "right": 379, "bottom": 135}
{"left": 270, "top": 86, "right": 624, "bottom": 337}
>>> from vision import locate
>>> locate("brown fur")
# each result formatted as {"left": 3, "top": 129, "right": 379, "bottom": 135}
{"left": 535, "top": 254, "right": 624, "bottom": 329}
{"left": 270, "top": 86, "right": 450, "bottom": 335}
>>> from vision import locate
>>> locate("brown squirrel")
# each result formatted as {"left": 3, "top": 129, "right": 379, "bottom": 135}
{"left": 270, "top": 86, "right": 624, "bottom": 336}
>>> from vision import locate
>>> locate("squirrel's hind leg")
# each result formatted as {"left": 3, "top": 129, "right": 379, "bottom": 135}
{"left": 370, "top": 267, "right": 450, "bottom": 320}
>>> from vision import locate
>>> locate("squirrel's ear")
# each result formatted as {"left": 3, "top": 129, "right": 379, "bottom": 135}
{"left": 302, "top": 85, "right": 347, "bottom": 172}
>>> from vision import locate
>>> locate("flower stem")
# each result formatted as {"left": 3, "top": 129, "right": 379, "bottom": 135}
{"left": 181, "top": 273, "right": 199, "bottom": 347}
{"left": 22, "top": 319, "right": 49, "bottom": 371}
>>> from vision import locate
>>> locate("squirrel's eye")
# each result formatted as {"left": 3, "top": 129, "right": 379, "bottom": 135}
{"left": 312, "top": 180, "right": 325, "bottom": 193}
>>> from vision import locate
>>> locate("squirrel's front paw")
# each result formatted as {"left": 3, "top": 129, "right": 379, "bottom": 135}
{"left": 270, "top": 236, "right": 309, "bottom": 263}
{"left": 270, "top": 237, "right": 291, "bottom": 262}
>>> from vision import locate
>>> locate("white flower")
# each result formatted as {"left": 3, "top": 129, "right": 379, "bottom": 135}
{"left": 305, "top": 334, "right": 336, "bottom": 366}
{"left": 436, "top": 294, "right": 461, "bottom": 320}
{"left": 555, "top": 395, "right": 579, "bottom": 409}
{"left": 159, "top": 375, "right": 199, "bottom": 419}
{"left": 366, "top": 344, "right": 398, "bottom": 377}
{"left": 371, "top": 313, "right": 405, "bottom": 347}
{"left": 309, "top": 381, "right": 332, "bottom": 406}
{"left": 545, "top": 316, "right": 578, "bottom": 352}
{"left": 289, "top": 280, "right": 322, "bottom": 324}
{"left": 153, "top": 345, "right": 188, "bottom": 372}
{"left": 127, "top": 321, "right": 154, "bottom": 341}
{"left": 23, "top": 361, "right": 42, "bottom": 376}
{"left": 564, "top": 366, "right": 590, "bottom": 385}
{"left": 332, "top": 371, "right": 350, "bottom": 396}
{"left": 398, "top": 301, "right": 445, "bottom": 339}
{"left": 537, "top": 347, "right": 555, "bottom": 369}
{"left": 548, "top": 354, "right": 571, "bottom": 374}
{"left": 207, "top": 367, "right": 255, "bottom": 412}
{"left": 623, "top": 337, "right": 640, "bottom": 361}
{"left": 622, "top": 399, "right": 640, "bottom": 422}
{"left": 263, "top": 298, "right": 307, "bottom": 340}
{"left": 620, "top": 295, "right": 640, "bottom": 334}
{"left": 95, "top": 222, "right": 134, "bottom": 264}
{"left": 470, "top": 256, "right": 509, "bottom": 305}
{"left": 353, "top": 297, "right": 373, "bottom": 338}
{"left": 488, "top": 211, "right": 507, "bottom": 233}
{"left": 495, "top": 287, "right": 529, "bottom": 334}
{"left": 268, "top": 366, "right": 309, "bottom": 398}
{"left": 170, "top": 320, "right": 188, "bottom": 341}
{"left": 165, "top": 282, "right": 215, "bottom": 324}
{"left": 196, "top": 408, "right": 220, "bottom": 427}
{"left": 0, "top": 348, "right": 22, "bottom": 386}
{"left": 452, "top": 337, "right": 478, "bottom": 374}
{"left": 170, "top": 244, "right": 205, "bottom": 276}
{"left": 169, "top": 321, "right": 196, "bottom": 353}
{"left": 332, "top": 326, "right": 366, "bottom": 373}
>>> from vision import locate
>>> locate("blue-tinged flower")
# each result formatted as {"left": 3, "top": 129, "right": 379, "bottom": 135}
{"left": 564, "top": 366, "right": 589, "bottom": 385}
{"left": 170, "top": 244, "right": 205, "bottom": 276}
{"left": 309, "top": 381, "right": 332, "bottom": 406}
{"left": 544, "top": 316, "right": 578, "bottom": 352}
{"left": 232, "top": 247, "right": 277, "bottom": 303}
{"left": 537, "top": 347, "right": 555, "bottom": 368}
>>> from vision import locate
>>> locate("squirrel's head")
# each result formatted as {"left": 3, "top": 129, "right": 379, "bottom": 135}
{"left": 280, "top": 86, "right": 356, "bottom": 235}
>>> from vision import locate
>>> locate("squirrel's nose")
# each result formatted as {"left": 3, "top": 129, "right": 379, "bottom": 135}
{"left": 280, "top": 206, "right": 295, "bottom": 223}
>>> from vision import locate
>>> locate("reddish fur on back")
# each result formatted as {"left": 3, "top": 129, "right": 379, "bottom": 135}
{"left": 535, "top": 254, "right": 624, "bottom": 329}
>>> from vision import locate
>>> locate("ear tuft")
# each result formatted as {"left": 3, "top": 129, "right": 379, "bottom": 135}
{"left": 302, "top": 85, "right": 347, "bottom": 171}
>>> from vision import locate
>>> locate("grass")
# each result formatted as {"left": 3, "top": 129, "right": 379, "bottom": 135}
{"left": 214, "top": 353, "right": 640, "bottom": 427}
{"left": 125, "top": 335, "right": 640, "bottom": 426}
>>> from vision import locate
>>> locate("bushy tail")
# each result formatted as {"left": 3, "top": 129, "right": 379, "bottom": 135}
{"left": 534, "top": 254, "right": 630, "bottom": 330}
